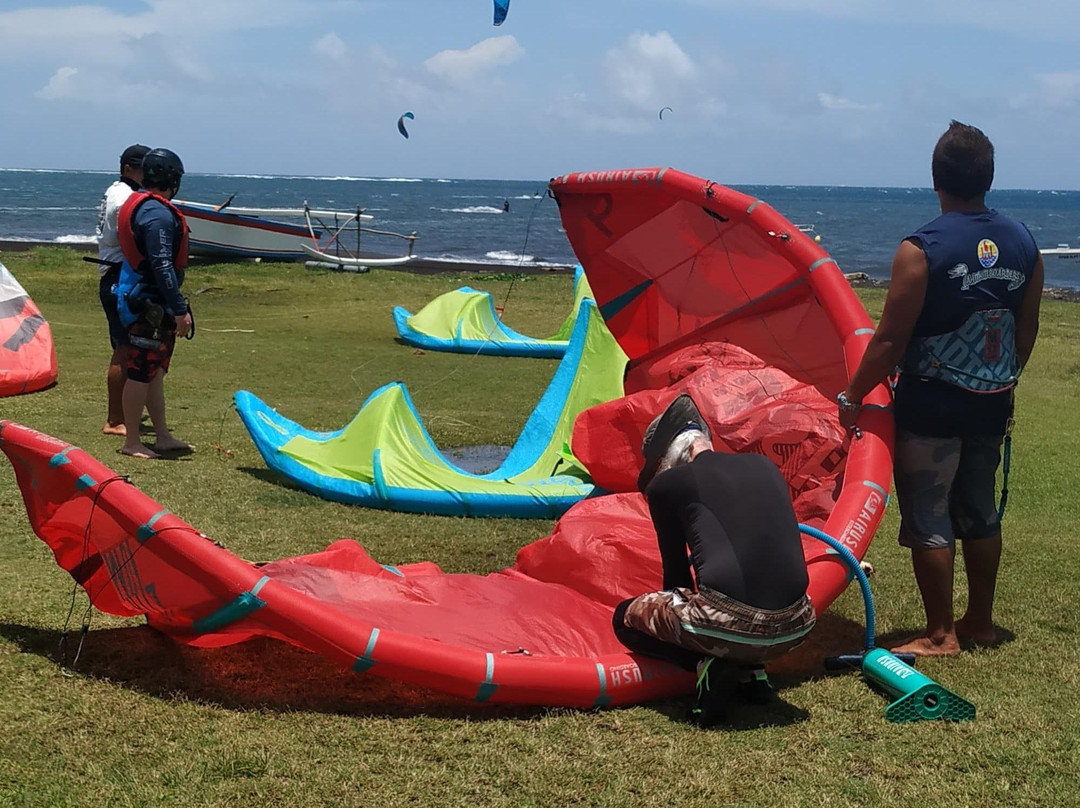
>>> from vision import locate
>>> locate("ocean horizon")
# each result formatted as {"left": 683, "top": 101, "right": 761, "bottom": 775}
{"left": 8, "top": 166, "right": 1080, "bottom": 193}
{"left": 2, "top": 168, "right": 1078, "bottom": 289}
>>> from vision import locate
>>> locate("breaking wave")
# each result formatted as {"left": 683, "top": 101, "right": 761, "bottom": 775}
{"left": 438, "top": 206, "right": 504, "bottom": 215}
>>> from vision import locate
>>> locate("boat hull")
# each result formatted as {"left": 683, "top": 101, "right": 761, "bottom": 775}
{"left": 1040, "top": 246, "right": 1080, "bottom": 265}
{"left": 176, "top": 203, "right": 317, "bottom": 261}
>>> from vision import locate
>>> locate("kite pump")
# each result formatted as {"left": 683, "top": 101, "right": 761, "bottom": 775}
{"left": 798, "top": 524, "right": 976, "bottom": 723}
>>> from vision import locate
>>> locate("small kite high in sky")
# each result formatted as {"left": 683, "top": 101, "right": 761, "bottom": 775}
{"left": 493, "top": 0, "right": 510, "bottom": 25}
{"left": 397, "top": 111, "right": 414, "bottom": 139}
{"left": 658, "top": 106, "right": 673, "bottom": 120}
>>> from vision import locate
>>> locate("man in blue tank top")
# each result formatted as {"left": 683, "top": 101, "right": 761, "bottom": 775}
{"left": 837, "top": 121, "right": 1044, "bottom": 656}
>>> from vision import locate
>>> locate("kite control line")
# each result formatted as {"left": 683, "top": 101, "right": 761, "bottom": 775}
{"left": 998, "top": 415, "right": 1013, "bottom": 520}
{"left": 799, "top": 524, "right": 975, "bottom": 723}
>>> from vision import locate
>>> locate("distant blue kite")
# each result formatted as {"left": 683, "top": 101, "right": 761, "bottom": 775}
{"left": 494, "top": 0, "right": 510, "bottom": 25}
{"left": 397, "top": 111, "right": 414, "bottom": 139}
{"left": 659, "top": 106, "right": 673, "bottom": 120}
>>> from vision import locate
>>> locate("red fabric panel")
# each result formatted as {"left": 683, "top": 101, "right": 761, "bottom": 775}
{"left": 514, "top": 493, "right": 662, "bottom": 606}
{"left": 573, "top": 343, "right": 845, "bottom": 524}
{"left": 259, "top": 540, "right": 626, "bottom": 658}
{"left": 0, "top": 292, "right": 57, "bottom": 397}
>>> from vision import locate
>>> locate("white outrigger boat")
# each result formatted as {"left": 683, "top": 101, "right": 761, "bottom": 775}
{"left": 1040, "top": 240, "right": 1080, "bottom": 266}
{"left": 173, "top": 197, "right": 417, "bottom": 271}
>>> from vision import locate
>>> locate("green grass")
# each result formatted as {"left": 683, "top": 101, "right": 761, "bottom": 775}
{"left": 2, "top": 248, "right": 1079, "bottom": 807}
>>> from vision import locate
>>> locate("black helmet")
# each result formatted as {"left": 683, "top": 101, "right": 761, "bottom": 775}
{"left": 141, "top": 148, "right": 184, "bottom": 191}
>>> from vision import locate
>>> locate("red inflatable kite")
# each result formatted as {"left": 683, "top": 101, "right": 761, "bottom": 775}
{"left": 1, "top": 169, "right": 893, "bottom": 707}
{"left": 0, "top": 261, "right": 56, "bottom": 396}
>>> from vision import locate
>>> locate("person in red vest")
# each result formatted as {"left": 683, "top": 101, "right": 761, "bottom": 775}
{"left": 114, "top": 148, "right": 193, "bottom": 459}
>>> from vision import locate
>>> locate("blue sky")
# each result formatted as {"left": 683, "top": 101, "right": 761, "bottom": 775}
{"left": 2, "top": 0, "right": 1080, "bottom": 188}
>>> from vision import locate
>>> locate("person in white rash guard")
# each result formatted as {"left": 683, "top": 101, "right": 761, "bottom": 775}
{"left": 95, "top": 144, "right": 149, "bottom": 435}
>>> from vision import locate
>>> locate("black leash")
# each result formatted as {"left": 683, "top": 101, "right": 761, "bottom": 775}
{"left": 81, "top": 256, "right": 122, "bottom": 270}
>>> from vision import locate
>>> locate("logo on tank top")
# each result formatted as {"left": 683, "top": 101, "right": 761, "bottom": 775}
{"left": 947, "top": 261, "right": 1025, "bottom": 291}
{"left": 977, "top": 238, "right": 999, "bottom": 269}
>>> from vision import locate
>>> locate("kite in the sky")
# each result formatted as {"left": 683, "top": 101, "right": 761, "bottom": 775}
{"left": 397, "top": 112, "right": 414, "bottom": 139}
{"left": 493, "top": 0, "right": 510, "bottom": 25}
{"left": 658, "top": 106, "right": 673, "bottom": 120}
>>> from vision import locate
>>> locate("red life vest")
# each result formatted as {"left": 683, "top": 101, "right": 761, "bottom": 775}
{"left": 117, "top": 191, "right": 189, "bottom": 272}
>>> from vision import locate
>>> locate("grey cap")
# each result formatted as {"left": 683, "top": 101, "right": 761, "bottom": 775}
{"left": 637, "top": 393, "right": 711, "bottom": 492}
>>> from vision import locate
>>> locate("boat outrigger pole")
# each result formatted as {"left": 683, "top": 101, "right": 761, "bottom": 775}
{"left": 300, "top": 201, "right": 417, "bottom": 271}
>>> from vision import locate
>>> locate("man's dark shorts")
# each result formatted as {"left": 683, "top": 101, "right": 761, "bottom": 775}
{"left": 126, "top": 319, "right": 176, "bottom": 383}
{"left": 618, "top": 586, "right": 816, "bottom": 667}
{"left": 894, "top": 429, "right": 1004, "bottom": 550}
{"left": 99, "top": 268, "right": 127, "bottom": 349}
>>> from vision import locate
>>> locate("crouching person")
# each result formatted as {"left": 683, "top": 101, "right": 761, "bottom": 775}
{"left": 613, "top": 394, "right": 815, "bottom": 726}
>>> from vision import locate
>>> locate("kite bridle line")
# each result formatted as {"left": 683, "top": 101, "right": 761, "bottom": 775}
{"left": 60, "top": 473, "right": 210, "bottom": 673}
{"left": 213, "top": 400, "right": 240, "bottom": 460}
{"left": 493, "top": 187, "right": 551, "bottom": 322}
{"left": 60, "top": 474, "right": 128, "bottom": 672}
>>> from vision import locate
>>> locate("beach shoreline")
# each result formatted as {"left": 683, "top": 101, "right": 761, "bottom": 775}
{"left": 0, "top": 238, "right": 576, "bottom": 277}
{"left": 2, "top": 239, "right": 1077, "bottom": 300}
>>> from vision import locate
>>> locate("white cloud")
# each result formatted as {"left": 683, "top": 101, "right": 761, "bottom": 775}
{"left": 602, "top": 31, "right": 696, "bottom": 112}
{"left": 0, "top": 1, "right": 331, "bottom": 61}
{"left": 313, "top": 33, "right": 349, "bottom": 63}
{"left": 678, "top": 0, "right": 1080, "bottom": 41}
{"left": 0, "top": 1, "right": 368, "bottom": 109}
{"left": 818, "top": 92, "right": 882, "bottom": 112}
{"left": 1033, "top": 71, "right": 1080, "bottom": 107}
{"left": 1008, "top": 70, "right": 1080, "bottom": 112}
{"left": 424, "top": 36, "right": 523, "bottom": 85}
{"left": 550, "top": 31, "right": 730, "bottom": 135}
{"left": 693, "top": 97, "right": 728, "bottom": 120}
{"left": 0, "top": 0, "right": 370, "bottom": 100}
{"left": 31, "top": 64, "right": 165, "bottom": 106}
{"left": 36, "top": 67, "right": 79, "bottom": 101}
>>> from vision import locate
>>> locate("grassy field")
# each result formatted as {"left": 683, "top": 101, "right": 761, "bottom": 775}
{"left": 1, "top": 247, "right": 1079, "bottom": 807}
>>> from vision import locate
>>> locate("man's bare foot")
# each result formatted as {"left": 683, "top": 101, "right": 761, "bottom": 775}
{"left": 153, "top": 438, "right": 193, "bottom": 453}
{"left": 120, "top": 444, "right": 161, "bottom": 460}
{"left": 888, "top": 633, "right": 961, "bottom": 657}
{"left": 103, "top": 422, "right": 127, "bottom": 436}
{"left": 955, "top": 617, "right": 996, "bottom": 647}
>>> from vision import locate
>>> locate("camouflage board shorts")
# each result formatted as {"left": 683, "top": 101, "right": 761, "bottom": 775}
{"left": 894, "top": 429, "right": 1003, "bottom": 550}
{"left": 622, "top": 586, "right": 816, "bottom": 665}
{"left": 126, "top": 320, "right": 176, "bottom": 383}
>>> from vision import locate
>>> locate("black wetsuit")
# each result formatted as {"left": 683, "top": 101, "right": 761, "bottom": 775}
{"left": 613, "top": 450, "right": 811, "bottom": 672}
{"left": 644, "top": 451, "right": 808, "bottom": 610}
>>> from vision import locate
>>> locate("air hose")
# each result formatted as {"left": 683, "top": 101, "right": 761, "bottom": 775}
{"left": 798, "top": 523, "right": 876, "bottom": 652}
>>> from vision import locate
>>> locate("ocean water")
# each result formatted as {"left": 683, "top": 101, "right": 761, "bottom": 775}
{"left": 2, "top": 168, "right": 1079, "bottom": 288}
